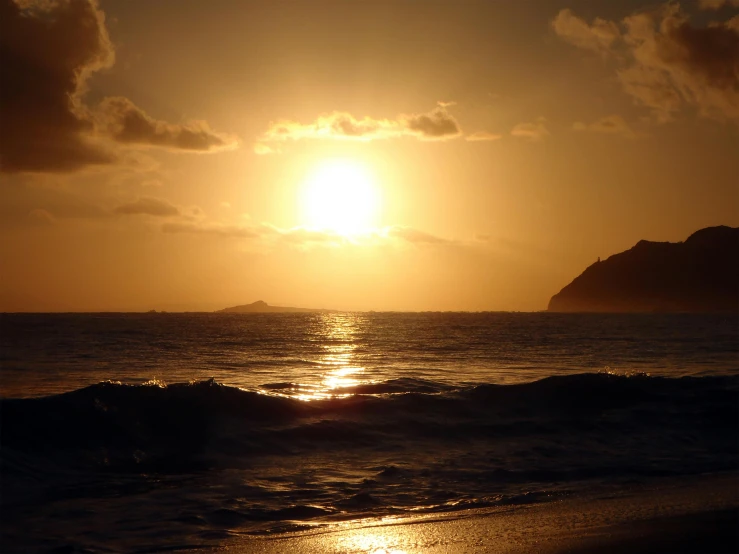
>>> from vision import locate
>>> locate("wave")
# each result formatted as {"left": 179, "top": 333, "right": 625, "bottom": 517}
{"left": 2, "top": 372, "right": 738, "bottom": 547}
{"left": 1, "top": 373, "right": 737, "bottom": 475}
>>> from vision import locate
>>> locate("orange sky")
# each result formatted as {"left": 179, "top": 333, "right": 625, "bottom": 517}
{"left": 1, "top": 0, "right": 738, "bottom": 312}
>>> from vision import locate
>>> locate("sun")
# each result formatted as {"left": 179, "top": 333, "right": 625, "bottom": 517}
{"left": 299, "top": 159, "right": 380, "bottom": 236}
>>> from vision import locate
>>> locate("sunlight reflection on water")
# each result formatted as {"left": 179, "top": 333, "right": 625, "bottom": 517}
{"left": 261, "top": 312, "right": 376, "bottom": 401}
{"left": 4, "top": 312, "right": 737, "bottom": 399}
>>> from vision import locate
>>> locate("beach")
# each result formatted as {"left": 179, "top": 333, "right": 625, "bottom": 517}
{"left": 212, "top": 472, "right": 738, "bottom": 553}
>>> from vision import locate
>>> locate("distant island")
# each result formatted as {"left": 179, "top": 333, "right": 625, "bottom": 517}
{"left": 548, "top": 226, "right": 739, "bottom": 313}
{"left": 216, "top": 300, "right": 330, "bottom": 313}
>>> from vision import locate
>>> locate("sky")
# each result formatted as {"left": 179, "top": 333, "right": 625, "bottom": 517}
{"left": 1, "top": 0, "right": 737, "bottom": 312}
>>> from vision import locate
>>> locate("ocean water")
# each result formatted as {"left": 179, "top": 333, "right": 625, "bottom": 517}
{"left": 1, "top": 312, "right": 737, "bottom": 552}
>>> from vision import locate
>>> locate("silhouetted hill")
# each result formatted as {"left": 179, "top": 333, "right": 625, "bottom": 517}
{"left": 216, "top": 301, "right": 329, "bottom": 313}
{"left": 548, "top": 226, "right": 739, "bottom": 313}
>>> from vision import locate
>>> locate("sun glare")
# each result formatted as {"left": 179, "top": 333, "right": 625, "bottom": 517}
{"left": 300, "top": 159, "right": 380, "bottom": 236}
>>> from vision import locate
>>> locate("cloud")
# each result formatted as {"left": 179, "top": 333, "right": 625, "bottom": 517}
{"left": 0, "top": 0, "right": 236, "bottom": 174}
{"left": 253, "top": 143, "right": 278, "bottom": 155}
{"left": 114, "top": 197, "right": 180, "bottom": 217}
{"left": 551, "top": 8, "right": 621, "bottom": 53}
{"left": 698, "top": 0, "right": 739, "bottom": 10}
{"left": 162, "top": 221, "right": 262, "bottom": 238}
{"left": 402, "top": 107, "right": 462, "bottom": 140}
{"left": 158, "top": 217, "right": 456, "bottom": 250}
{"left": 98, "top": 97, "right": 238, "bottom": 152}
{"left": 262, "top": 113, "right": 398, "bottom": 142}
{"left": 553, "top": 4, "right": 739, "bottom": 122}
{"left": 272, "top": 225, "right": 454, "bottom": 248}
{"left": 511, "top": 118, "right": 550, "bottom": 140}
{"left": 465, "top": 131, "right": 503, "bottom": 141}
{"left": 271, "top": 225, "right": 452, "bottom": 248}
{"left": 160, "top": 221, "right": 342, "bottom": 244}
{"left": 259, "top": 105, "right": 461, "bottom": 146}
{"left": 573, "top": 115, "right": 637, "bottom": 138}
{"left": 0, "top": 0, "right": 115, "bottom": 173}
{"left": 385, "top": 226, "right": 451, "bottom": 245}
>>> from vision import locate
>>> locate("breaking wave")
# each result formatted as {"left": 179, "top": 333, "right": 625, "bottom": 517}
{"left": 2, "top": 373, "right": 736, "bottom": 474}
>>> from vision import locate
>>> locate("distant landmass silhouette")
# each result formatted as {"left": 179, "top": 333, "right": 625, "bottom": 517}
{"left": 548, "top": 226, "right": 739, "bottom": 313}
{"left": 216, "top": 301, "right": 329, "bottom": 313}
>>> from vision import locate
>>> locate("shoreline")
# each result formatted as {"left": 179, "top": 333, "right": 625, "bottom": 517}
{"left": 207, "top": 472, "right": 738, "bottom": 553}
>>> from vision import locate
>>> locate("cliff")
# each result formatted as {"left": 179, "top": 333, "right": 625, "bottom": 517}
{"left": 548, "top": 226, "right": 739, "bottom": 313}
{"left": 216, "top": 301, "right": 328, "bottom": 313}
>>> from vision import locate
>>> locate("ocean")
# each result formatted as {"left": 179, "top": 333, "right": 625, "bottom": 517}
{"left": 1, "top": 312, "right": 737, "bottom": 552}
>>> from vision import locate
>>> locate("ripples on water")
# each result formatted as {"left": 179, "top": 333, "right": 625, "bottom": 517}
{"left": 1, "top": 312, "right": 737, "bottom": 398}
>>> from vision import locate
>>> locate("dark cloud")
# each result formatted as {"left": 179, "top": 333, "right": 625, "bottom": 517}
{"left": 554, "top": 4, "right": 739, "bottom": 122}
{"left": 0, "top": 0, "right": 237, "bottom": 174}
{"left": 99, "top": 97, "right": 238, "bottom": 152}
{"left": 622, "top": 5, "right": 739, "bottom": 121}
{"left": 551, "top": 8, "right": 620, "bottom": 53}
{"left": 115, "top": 197, "right": 180, "bottom": 217}
{"left": 0, "top": 0, "right": 115, "bottom": 173}
{"left": 402, "top": 107, "right": 461, "bottom": 140}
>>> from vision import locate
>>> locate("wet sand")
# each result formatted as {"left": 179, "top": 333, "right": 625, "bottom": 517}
{"left": 208, "top": 472, "right": 738, "bottom": 553}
